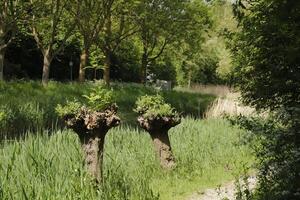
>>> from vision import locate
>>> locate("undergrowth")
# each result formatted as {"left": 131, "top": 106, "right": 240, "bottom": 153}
{"left": 0, "top": 81, "right": 215, "bottom": 137}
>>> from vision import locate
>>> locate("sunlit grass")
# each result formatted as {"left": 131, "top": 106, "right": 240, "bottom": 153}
{"left": 0, "top": 118, "right": 253, "bottom": 200}
{"left": 0, "top": 81, "right": 215, "bottom": 137}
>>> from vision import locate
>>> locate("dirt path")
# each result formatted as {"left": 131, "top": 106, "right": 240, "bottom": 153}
{"left": 187, "top": 176, "right": 257, "bottom": 200}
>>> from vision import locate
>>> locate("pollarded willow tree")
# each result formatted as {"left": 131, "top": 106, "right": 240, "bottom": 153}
{"left": 134, "top": 95, "right": 181, "bottom": 169}
{"left": 56, "top": 87, "right": 120, "bottom": 182}
{"left": 230, "top": 0, "right": 300, "bottom": 199}
{"left": 29, "top": 0, "right": 76, "bottom": 86}
{"left": 0, "top": 0, "right": 24, "bottom": 81}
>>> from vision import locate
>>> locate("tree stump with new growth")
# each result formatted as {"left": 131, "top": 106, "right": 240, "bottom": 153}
{"left": 135, "top": 95, "right": 181, "bottom": 169}
{"left": 61, "top": 104, "right": 120, "bottom": 182}
{"left": 138, "top": 116, "right": 180, "bottom": 168}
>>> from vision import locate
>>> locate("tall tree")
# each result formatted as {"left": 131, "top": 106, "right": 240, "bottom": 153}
{"left": 134, "top": 0, "right": 211, "bottom": 84}
{"left": 0, "top": 0, "right": 23, "bottom": 81}
{"left": 98, "top": 0, "right": 138, "bottom": 85}
{"left": 29, "top": 0, "right": 75, "bottom": 85}
{"left": 68, "top": 0, "right": 105, "bottom": 83}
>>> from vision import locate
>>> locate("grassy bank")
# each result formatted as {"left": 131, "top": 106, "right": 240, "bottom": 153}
{"left": 0, "top": 81, "right": 215, "bottom": 137}
{"left": 0, "top": 118, "right": 253, "bottom": 200}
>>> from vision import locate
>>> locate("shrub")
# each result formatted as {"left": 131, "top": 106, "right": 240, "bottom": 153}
{"left": 231, "top": 108, "right": 300, "bottom": 199}
{"left": 0, "top": 107, "right": 12, "bottom": 130}
{"left": 134, "top": 95, "right": 178, "bottom": 119}
{"left": 229, "top": 0, "right": 300, "bottom": 199}
{"left": 56, "top": 100, "right": 82, "bottom": 117}
{"left": 56, "top": 87, "right": 114, "bottom": 117}
{"left": 0, "top": 103, "right": 44, "bottom": 137}
{"left": 83, "top": 87, "right": 114, "bottom": 111}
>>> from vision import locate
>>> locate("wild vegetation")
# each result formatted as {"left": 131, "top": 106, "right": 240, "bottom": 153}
{"left": 229, "top": 0, "right": 300, "bottom": 199}
{"left": 1, "top": 0, "right": 299, "bottom": 199}
{"left": 0, "top": 118, "right": 252, "bottom": 200}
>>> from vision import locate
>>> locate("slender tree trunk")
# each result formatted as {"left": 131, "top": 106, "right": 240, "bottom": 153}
{"left": 150, "top": 131, "right": 175, "bottom": 169}
{"left": 103, "top": 49, "right": 111, "bottom": 86}
{"left": 42, "top": 49, "right": 52, "bottom": 86}
{"left": 141, "top": 52, "right": 148, "bottom": 85}
{"left": 103, "top": 9, "right": 112, "bottom": 86}
{"left": 0, "top": 47, "right": 5, "bottom": 81}
{"left": 79, "top": 47, "right": 89, "bottom": 83}
{"left": 81, "top": 134, "right": 106, "bottom": 183}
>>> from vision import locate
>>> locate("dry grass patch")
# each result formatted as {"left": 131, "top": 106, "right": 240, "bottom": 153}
{"left": 205, "top": 92, "right": 256, "bottom": 118}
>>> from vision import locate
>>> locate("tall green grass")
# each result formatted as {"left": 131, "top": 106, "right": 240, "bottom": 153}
{"left": 0, "top": 81, "right": 215, "bottom": 137}
{"left": 0, "top": 118, "right": 253, "bottom": 200}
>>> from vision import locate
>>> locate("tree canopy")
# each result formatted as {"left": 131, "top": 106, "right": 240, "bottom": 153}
{"left": 230, "top": 1, "right": 300, "bottom": 199}
{"left": 1, "top": 0, "right": 228, "bottom": 86}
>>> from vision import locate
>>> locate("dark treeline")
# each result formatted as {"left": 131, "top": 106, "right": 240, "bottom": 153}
{"left": 4, "top": 32, "right": 141, "bottom": 82}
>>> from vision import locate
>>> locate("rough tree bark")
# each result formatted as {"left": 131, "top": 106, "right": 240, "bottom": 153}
{"left": 62, "top": 104, "right": 120, "bottom": 182}
{"left": 80, "top": 133, "right": 105, "bottom": 181}
{"left": 150, "top": 131, "right": 175, "bottom": 168}
{"left": 137, "top": 116, "right": 181, "bottom": 169}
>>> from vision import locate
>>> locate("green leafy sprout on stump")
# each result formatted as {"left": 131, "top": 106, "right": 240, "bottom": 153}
{"left": 134, "top": 94, "right": 179, "bottom": 119}
{"left": 56, "top": 86, "right": 114, "bottom": 117}
{"left": 134, "top": 94, "right": 181, "bottom": 169}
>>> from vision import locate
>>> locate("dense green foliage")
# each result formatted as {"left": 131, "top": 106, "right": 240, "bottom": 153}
{"left": 231, "top": 0, "right": 300, "bottom": 110}
{"left": 233, "top": 110, "right": 300, "bottom": 200}
{"left": 1, "top": 0, "right": 238, "bottom": 86}
{"left": 56, "top": 100, "right": 82, "bottom": 117}
{"left": 0, "top": 119, "right": 252, "bottom": 200}
{"left": 82, "top": 87, "right": 114, "bottom": 111}
{"left": 134, "top": 95, "right": 178, "bottom": 119}
{"left": 230, "top": 0, "right": 300, "bottom": 199}
{"left": 56, "top": 87, "right": 114, "bottom": 118}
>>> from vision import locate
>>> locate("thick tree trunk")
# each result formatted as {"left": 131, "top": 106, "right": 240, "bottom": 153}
{"left": 62, "top": 105, "right": 120, "bottom": 183}
{"left": 137, "top": 116, "right": 180, "bottom": 169}
{"left": 42, "top": 50, "right": 52, "bottom": 86}
{"left": 81, "top": 134, "right": 106, "bottom": 183}
{"left": 103, "top": 50, "right": 111, "bottom": 86}
{"left": 150, "top": 131, "right": 175, "bottom": 169}
{"left": 79, "top": 48, "right": 89, "bottom": 83}
{"left": 0, "top": 47, "right": 5, "bottom": 81}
